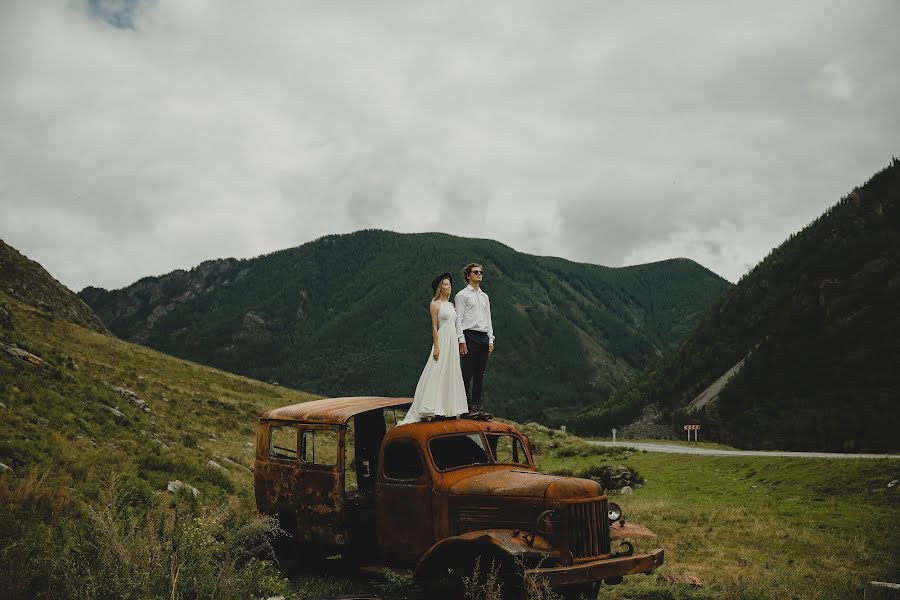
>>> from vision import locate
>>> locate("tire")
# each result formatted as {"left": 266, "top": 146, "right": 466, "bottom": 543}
{"left": 420, "top": 549, "right": 525, "bottom": 600}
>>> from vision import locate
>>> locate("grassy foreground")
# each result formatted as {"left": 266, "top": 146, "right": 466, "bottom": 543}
{"left": 536, "top": 439, "right": 900, "bottom": 600}
{"left": 2, "top": 293, "right": 898, "bottom": 599}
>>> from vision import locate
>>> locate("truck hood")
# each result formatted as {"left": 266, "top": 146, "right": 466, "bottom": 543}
{"left": 447, "top": 469, "right": 603, "bottom": 499}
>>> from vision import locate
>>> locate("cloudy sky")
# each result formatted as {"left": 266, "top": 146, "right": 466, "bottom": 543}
{"left": 2, "top": 0, "right": 898, "bottom": 291}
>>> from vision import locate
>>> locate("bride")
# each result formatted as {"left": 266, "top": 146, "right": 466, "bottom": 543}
{"left": 399, "top": 272, "right": 469, "bottom": 424}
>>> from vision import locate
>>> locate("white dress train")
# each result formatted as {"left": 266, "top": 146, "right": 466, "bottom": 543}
{"left": 399, "top": 301, "right": 469, "bottom": 424}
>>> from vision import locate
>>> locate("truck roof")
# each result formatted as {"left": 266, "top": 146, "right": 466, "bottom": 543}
{"left": 260, "top": 396, "right": 413, "bottom": 425}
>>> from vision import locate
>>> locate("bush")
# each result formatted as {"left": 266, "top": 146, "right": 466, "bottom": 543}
{"left": 60, "top": 473, "right": 283, "bottom": 599}
{"left": 24, "top": 473, "right": 287, "bottom": 600}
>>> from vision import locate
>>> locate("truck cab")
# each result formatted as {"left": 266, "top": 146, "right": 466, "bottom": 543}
{"left": 255, "top": 397, "right": 663, "bottom": 597}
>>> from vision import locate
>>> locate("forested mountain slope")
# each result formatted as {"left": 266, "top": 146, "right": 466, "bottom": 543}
{"left": 80, "top": 231, "right": 730, "bottom": 423}
{"left": 576, "top": 158, "right": 900, "bottom": 452}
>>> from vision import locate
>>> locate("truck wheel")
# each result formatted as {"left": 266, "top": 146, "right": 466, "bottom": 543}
{"left": 421, "top": 550, "right": 524, "bottom": 600}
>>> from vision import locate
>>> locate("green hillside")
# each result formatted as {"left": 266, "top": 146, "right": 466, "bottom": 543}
{"left": 2, "top": 246, "right": 897, "bottom": 600}
{"left": 1, "top": 240, "right": 107, "bottom": 333}
{"left": 576, "top": 158, "right": 900, "bottom": 452}
{"left": 0, "top": 280, "right": 324, "bottom": 597}
{"left": 79, "top": 231, "right": 730, "bottom": 423}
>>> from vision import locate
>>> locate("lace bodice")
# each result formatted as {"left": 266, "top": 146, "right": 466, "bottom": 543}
{"left": 437, "top": 301, "right": 457, "bottom": 328}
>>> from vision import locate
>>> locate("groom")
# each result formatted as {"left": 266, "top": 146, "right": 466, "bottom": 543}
{"left": 455, "top": 262, "right": 494, "bottom": 417}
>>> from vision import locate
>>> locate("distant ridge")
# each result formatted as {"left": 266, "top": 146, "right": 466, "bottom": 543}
{"left": 79, "top": 231, "right": 730, "bottom": 423}
{"left": 0, "top": 239, "right": 108, "bottom": 334}
{"left": 577, "top": 158, "right": 900, "bottom": 452}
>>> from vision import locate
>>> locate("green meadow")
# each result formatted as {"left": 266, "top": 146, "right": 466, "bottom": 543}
{"left": 535, "top": 442, "right": 900, "bottom": 600}
{"left": 1, "top": 294, "right": 898, "bottom": 599}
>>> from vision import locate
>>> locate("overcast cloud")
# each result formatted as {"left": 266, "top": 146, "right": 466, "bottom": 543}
{"left": 2, "top": 0, "right": 898, "bottom": 291}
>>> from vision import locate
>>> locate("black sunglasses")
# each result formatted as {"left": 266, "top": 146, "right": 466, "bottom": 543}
{"left": 470, "top": 269, "right": 483, "bottom": 275}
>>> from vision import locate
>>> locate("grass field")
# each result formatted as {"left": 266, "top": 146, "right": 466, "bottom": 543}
{"left": 536, "top": 439, "right": 900, "bottom": 600}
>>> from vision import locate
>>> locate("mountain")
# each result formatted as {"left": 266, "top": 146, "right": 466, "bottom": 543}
{"left": 79, "top": 231, "right": 731, "bottom": 423}
{"left": 0, "top": 240, "right": 108, "bottom": 333}
{"left": 576, "top": 159, "right": 900, "bottom": 452}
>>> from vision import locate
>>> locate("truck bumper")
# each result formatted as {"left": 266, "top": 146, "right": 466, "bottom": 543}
{"left": 524, "top": 548, "right": 664, "bottom": 588}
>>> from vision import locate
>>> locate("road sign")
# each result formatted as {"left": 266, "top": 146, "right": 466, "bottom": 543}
{"left": 683, "top": 424, "right": 700, "bottom": 442}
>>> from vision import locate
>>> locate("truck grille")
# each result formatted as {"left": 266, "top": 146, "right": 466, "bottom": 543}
{"left": 563, "top": 499, "right": 611, "bottom": 559}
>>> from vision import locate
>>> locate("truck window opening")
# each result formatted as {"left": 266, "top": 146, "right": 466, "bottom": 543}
{"left": 429, "top": 433, "right": 489, "bottom": 470}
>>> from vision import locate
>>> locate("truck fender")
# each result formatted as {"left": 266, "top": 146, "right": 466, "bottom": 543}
{"left": 413, "top": 529, "right": 553, "bottom": 585}
{"left": 609, "top": 522, "right": 658, "bottom": 541}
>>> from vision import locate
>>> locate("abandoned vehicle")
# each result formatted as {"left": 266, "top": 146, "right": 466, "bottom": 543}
{"left": 254, "top": 396, "right": 663, "bottom": 598}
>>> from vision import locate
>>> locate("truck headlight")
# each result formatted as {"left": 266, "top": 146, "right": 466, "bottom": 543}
{"left": 608, "top": 502, "right": 622, "bottom": 522}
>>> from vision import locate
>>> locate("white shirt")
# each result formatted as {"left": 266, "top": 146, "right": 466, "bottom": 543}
{"left": 454, "top": 285, "right": 495, "bottom": 345}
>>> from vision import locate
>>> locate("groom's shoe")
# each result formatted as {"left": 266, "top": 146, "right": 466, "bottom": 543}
{"left": 469, "top": 408, "right": 492, "bottom": 421}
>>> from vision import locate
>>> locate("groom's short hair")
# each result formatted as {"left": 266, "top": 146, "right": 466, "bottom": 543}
{"left": 464, "top": 263, "right": 482, "bottom": 278}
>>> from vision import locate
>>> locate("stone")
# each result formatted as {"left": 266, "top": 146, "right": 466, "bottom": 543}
{"left": 0, "top": 341, "right": 53, "bottom": 370}
{"left": 104, "top": 405, "right": 126, "bottom": 419}
{"left": 888, "top": 480, "right": 898, "bottom": 488}
{"left": 207, "top": 460, "right": 229, "bottom": 474}
{"left": 112, "top": 386, "right": 150, "bottom": 412}
{"left": 219, "top": 456, "right": 253, "bottom": 474}
{"left": 619, "top": 486, "right": 634, "bottom": 495}
{"left": 166, "top": 480, "right": 199, "bottom": 498}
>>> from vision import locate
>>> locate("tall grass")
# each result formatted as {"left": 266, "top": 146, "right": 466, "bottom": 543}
{"left": 1, "top": 472, "right": 286, "bottom": 600}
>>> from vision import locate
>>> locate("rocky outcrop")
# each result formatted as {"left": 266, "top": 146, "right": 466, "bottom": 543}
{"left": 79, "top": 258, "right": 242, "bottom": 343}
{"left": 0, "top": 341, "right": 56, "bottom": 372}
{"left": 620, "top": 404, "right": 674, "bottom": 440}
{"left": 111, "top": 385, "right": 150, "bottom": 412}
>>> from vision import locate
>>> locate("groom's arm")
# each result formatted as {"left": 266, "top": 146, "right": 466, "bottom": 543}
{"left": 455, "top": 290, "right": 468, "bottom": 355}
{"left": 454, "top": 290, "right": 467, "bottom": 343}
{"left": 486, "top": 293, "right": 495, "bottom": 351}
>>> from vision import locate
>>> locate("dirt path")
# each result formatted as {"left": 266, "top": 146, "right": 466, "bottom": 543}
{"left": 587, "top": 441, "right": 900, "bottom": 459}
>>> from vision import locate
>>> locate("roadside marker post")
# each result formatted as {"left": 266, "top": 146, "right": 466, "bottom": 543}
{"left": 612, "top": 428, "right": 617, "bottom": 445}
{"left": 684, "top": 424, "right": 700, "bottom": 442}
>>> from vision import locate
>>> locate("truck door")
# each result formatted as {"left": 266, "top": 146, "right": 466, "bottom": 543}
{"left": 376, "top": 438, "right": 432, "bottom": 565}
{"left": 296, "top": 425, "right": 344, "bottom": 548}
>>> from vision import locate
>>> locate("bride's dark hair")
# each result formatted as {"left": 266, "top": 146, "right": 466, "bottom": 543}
{"left": 431, "top": 272, "right": 453, "bottom": 301}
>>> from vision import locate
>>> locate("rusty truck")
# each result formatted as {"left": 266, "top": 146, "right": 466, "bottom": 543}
{"left": 254, "top": 397, "right": 663, "bottom": 598}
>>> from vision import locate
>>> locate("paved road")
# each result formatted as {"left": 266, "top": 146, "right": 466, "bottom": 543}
{"left": 587, "top": 441, "right": 900, "bottom": 459}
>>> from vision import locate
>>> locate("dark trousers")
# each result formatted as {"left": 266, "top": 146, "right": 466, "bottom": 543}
{"left": 461, "top": 329, "right": 490, "bottom": 411}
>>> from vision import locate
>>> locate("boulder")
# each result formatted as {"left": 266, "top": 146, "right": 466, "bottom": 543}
{"left": 104, "top": 405, "right": 126, "bottom": 419}
{"left": 206, "top": 460, "right": 229, "bottom": 474}
{"left": 166, "top": 480, "right": 199, "bottom": 498}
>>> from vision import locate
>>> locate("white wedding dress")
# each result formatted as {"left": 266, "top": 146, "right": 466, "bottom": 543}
{"left": 399, "top": 301, "right": 469, "bottom": 424}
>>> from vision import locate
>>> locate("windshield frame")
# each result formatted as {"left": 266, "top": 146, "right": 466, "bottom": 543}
{"left": 427, "top": 430, "right": 533, "bottom": 472}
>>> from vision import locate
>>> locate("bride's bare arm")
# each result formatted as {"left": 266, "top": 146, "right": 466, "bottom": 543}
{"left": 430, "top": 301, "right": 440, "bottom": 360}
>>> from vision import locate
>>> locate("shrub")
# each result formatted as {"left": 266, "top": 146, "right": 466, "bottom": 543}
{"left": 51, "top": 474, "right": 284, "bottom": 600}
